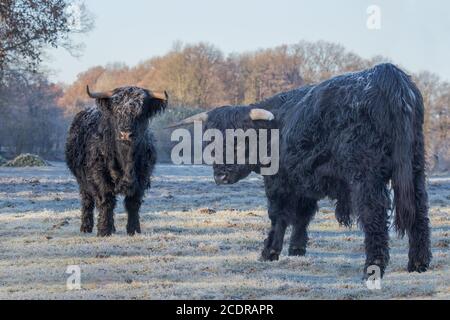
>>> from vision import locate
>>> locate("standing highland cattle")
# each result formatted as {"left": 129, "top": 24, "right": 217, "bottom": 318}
{"left": 174, "top": 63, "right": 431, "bottom": 278}
{"left": 66, "top": 86, "right": 167, "bottom": 237}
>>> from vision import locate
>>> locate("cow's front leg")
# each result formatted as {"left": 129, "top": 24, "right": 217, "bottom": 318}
{"left": 289, "top": 198, "right": 317, "bottom": 256}
{"left": 96, "top": 192, "right": 116, "bottom": 237}
{"left": 261, "top": 216, "right": 288, "bottom": 261}
{"left": 124, "top": 191, "right": 143, "bottom": 236}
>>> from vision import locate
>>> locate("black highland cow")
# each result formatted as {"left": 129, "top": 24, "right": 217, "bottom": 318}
{"left": 66, "top": 86, "right": 167, "bottom": 237}
{"left": 175, "top": 63, "right": 431, "bottom": 277}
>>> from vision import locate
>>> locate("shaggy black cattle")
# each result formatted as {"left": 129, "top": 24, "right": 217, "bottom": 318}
{"left": 66, "top": 86, "right": 167, "bottom": 237}
{"left": 175, "top": 63, "right": 431, "bottom": 277}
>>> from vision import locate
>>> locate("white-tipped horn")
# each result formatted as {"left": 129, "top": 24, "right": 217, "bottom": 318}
{"left": 166, "top": 112, "right": 209, "bottom": 129}
{"left": 86, "top": 85, "right": 114, "bottom": 99}
{"left": 249, "top": 109, "right": 275, "bottom": 121}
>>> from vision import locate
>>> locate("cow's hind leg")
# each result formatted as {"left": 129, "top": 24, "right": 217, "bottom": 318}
{"left": 353, "top": 180, "right": 390, "bottom": 279}
{"left": 80, "top": 191, "right": 94, "bottom": 233}
{"left": 96, "top": 192, "right": 116, "bottom": 237}
{"left": 124, "top": 191, "right": 143, "bottom": 236}
{"left": 289, "top": 198, "right": 317, "bottom": 256}
{"left": 407, "top": 169, "right": 432, "bottom": 273}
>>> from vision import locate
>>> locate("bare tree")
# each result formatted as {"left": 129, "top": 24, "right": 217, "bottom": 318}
{"left": 0, "top": 0, "right": 93, "bottom": 79}
{"left": 0, "top": 0, "right": 93, "bottom": 159}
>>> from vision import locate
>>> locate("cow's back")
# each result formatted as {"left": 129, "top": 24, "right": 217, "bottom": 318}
{"left": 280, "top": 67, "right": 396, "bottom": 191}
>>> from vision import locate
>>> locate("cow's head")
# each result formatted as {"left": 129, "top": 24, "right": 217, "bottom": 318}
{"left": 172, "top": 106, "right": 276, "bottom": 185}
{"left": 87, "top": 86, "right": 167, "bottom": 190}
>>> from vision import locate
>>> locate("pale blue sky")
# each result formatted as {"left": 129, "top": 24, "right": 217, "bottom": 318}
{"left": 46, "top": 0, "right": 450, "bottom": 84}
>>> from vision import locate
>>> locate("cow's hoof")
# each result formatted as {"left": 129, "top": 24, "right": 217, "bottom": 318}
{"left": 127, "top": 229, "right": 141, "bottom": 236}
{"left": 97, "top": 229, "right": 113, "bottom": 237}
{"left": 408, "top": 261, "right": 429, "bottom": 273}
{"left": 288, "top": 247, "right": 306, "bottom": 257}
{"left": 260, "top": 249, "right": 280, "bottom": 262}
{"left": 127, "top": 223, "right": 141, "bottom": 236}
{"left": 80, "top": 225, "right": 93, "bottom": 233}
{"left": 408, "top": 251, "right": 431, "bottom": 273}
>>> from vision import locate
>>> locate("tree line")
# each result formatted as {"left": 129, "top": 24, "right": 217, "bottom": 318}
{"left": 58, "top": 41, "right": 450, "bottom": 170}
{"left": 60, "top": 41, "right": 375, "bottom": 111}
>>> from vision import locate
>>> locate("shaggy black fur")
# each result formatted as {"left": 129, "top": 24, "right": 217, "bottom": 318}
{"left": 66, "top": 86, "right": 167, "bottom": 237}
{"left": 204, "top": 64, "right": 431, "bottom": 277}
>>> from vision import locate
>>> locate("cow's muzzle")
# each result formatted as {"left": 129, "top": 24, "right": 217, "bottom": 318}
{"left": 214, "top": 174, "right": 230, "bottom": 185}
{"left": 119, "top": 131, "right": 133, "bottom": 142}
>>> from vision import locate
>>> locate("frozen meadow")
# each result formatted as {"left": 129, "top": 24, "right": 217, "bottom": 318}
{"left": 0, "top": 163, "right": 448, "bottom": 300}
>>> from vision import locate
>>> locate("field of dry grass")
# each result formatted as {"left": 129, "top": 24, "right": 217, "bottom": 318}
{"left": 0, "top": 163, "right": 448, "bottom": 300}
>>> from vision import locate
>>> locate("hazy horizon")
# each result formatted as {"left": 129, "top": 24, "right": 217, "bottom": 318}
{"left": 45, "top": 0, "right": 450, "bottom": 84}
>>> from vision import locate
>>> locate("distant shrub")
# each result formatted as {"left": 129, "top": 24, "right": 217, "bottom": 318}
{"left": 4, "top": 154, "right": 49, "bottom": 167}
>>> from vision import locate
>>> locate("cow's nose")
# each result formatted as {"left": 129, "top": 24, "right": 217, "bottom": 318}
{"left": 214, "top": 174, "right": 228, "bottom": 185}
{"left": 119, "top": 131, "right": 133, "bottom": 142}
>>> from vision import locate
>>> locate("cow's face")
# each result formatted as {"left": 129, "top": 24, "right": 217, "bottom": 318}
{"left": 88, "top": 86, "right": 167, "bottom": 189}
{"left": 105, "top": 87, "right": 167, "bottom": 146}
{"left": 207, "top": 107, "right": 257, "bottom": 185}
{"left": 173, "top": 106, "right": 275, "bottom": 185}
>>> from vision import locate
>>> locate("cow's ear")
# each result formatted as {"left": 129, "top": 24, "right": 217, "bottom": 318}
{"left": 95, "top": 98, "right": 113, "bottom": 115}
{"left": 145, "top": 91, "right": 168, "bottom": 117}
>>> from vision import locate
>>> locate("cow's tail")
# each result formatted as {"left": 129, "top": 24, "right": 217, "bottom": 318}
{"left": 372, "top": 63, "right": 425, "bottom": 236}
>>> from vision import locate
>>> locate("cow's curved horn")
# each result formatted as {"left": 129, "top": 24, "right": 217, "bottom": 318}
{"left": 150, "top": 90, "right": 169, "bottom": 101}
{"left": 86, "top": 85, "right": 114, "bottom": 99}
{"left": 166, "top": 112, "right": 209, "bottom": 129}
{"left": 249, "top": 109, "right": 275, "bottom": 121}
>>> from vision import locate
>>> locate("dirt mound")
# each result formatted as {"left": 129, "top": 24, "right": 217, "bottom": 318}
{"left": 4, "top": 154, "right": 49, "bottom": 167}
